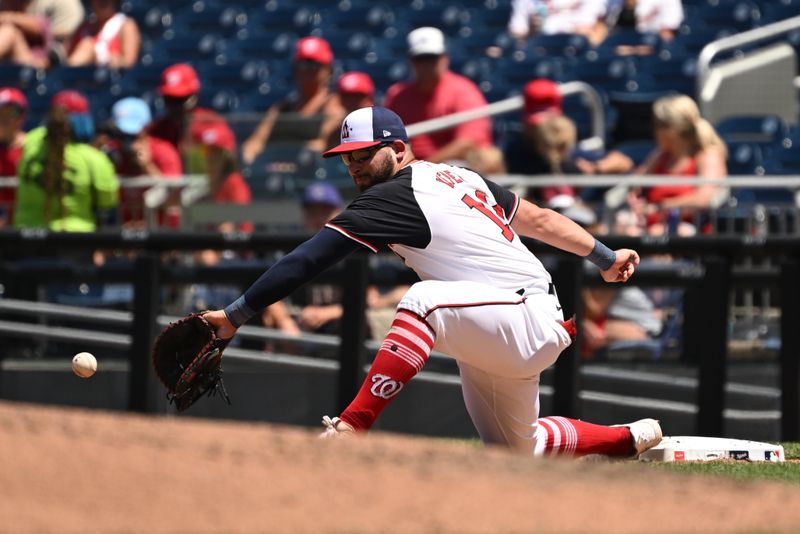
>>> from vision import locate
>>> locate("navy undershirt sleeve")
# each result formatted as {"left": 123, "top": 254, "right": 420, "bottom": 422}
{"left": 224, "top": 227, "right": 362, "bottom": 327}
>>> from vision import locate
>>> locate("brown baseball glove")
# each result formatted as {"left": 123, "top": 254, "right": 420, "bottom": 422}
{"left": 152, "top": 313, "right": 231, "bottom": 412}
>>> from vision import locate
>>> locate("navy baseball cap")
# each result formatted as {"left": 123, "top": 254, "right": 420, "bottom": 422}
{"left": 322, "top": 106, "right": 409, "bottom": 157}
{"left": 302, "top": 182, "right": 342, "bottom": 208}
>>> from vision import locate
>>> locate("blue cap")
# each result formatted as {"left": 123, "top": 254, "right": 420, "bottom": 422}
{"left": 302, "top": 183, "right": 342, "bottom": 208}
{"left": 322, "top": 106, "right": 408, "bottom": 157}
{"left": 111, "top": 97, "right": 152, "bottom": 135}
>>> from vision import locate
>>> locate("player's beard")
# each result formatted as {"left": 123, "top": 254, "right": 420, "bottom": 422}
{"left": 354, "top": 152, "right": 396, "bottom": 192}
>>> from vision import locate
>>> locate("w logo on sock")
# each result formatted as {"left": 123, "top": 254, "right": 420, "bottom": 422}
{"left": 370, "top": 374, "right": 404, "bottom": 399}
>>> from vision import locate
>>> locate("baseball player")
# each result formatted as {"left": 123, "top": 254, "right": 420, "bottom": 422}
{"left": 204, "top": 106, "right": 662, "bottom": 457}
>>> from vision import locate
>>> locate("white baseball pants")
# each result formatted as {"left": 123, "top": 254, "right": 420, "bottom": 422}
{"left": 398, "top": 280, "right": 572, "bottom": 454}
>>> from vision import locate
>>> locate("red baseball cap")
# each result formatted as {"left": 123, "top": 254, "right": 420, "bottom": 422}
{"left": 160, "top": 63, "right": 201, "bottom": 98}
{"left": 337, "top": 71, "right": 375, "bottom": 96}
{"left": 295, "top": 36, "right": 333, "bottom": 65}
{"left": 191, "top": 120, "right": 236, "bottom": 152}
{"left": 523, "top": 79, "right": 562, "bottom": 125}
{"left": 0, "top": 87, "right": 27, "bottom": 111}
{"left": 51, "top": 90, "right": 89, "bottom": 113}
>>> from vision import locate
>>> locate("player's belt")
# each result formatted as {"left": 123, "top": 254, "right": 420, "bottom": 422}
{"left": 516, "top": 283, "right": 556, "bottom": 297}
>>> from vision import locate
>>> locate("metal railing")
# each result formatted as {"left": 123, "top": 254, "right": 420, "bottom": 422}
{"left": 0, "top": 229, "right": 798, "bottom": 439}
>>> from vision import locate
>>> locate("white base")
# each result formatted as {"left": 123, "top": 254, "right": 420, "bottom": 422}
{"left": 639, "top": 436, "right": 785, "bottom": 462}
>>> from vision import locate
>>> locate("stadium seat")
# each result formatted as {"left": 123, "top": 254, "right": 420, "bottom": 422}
{"left": 760, "top": 0, "right": 800, "bottom": 24}
{"left": 695, "top": 0, "right": 762, "bottom": 31}
{"left": 0, "top": 64, "right": 42, "bottom": 92}
{"left": 45, "top": 66, "right": 119, "bottom": 91}
{"left": 715, "top": 115, "right": 790, "bottom": 146}
{"left": 725, "top": 141, "right": 765, "bottom": 175}
{"left": 611, "top": 140, "right": 655, "bottom": 167}
{"left": 526, "top": 33, "right": 590, "bottom": 58}
{"left": 172, "top": 4, "right": 248, "bottom": 38}
{"left": 153, "top": 33, "right": 223, "bottom": 63}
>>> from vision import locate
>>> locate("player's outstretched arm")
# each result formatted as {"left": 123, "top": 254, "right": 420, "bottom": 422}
{"left": 510, "top": 198, "right": 639, "bottom": 282}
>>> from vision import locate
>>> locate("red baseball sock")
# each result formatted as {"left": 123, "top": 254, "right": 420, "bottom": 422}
{"left": 340, "top": 310, "right": 435, "bottom": 430}
{"left": 538, "top": 416, "right": 634, "bottom": 457}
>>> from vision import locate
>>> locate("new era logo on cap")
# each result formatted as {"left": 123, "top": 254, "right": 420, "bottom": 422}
{"left": 323, "top": 106, "right": 408, "bottom": 158}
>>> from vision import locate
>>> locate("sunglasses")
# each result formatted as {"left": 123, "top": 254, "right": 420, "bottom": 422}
{"left": 340, "top": 142, "right": 391, "bottom": 165}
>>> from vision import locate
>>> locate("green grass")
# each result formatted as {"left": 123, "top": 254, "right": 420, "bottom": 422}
{"left": 647, "top": 442, "right": 800, "bottom": 485}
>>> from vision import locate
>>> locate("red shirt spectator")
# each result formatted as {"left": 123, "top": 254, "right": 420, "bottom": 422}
{"left": 192, "top": 121, "right": 252, "bottom": 232}
{"left": 103, "top": 96, "right": 182, "bottom": 226}
{"left": 0, "top": 87, "right": 27, "bottom": 226}
{"left": 383, "top": 27, "right": 495, "bottom": 169}
{"left": 148, "top": 63, "right": 232, "bottom": 175}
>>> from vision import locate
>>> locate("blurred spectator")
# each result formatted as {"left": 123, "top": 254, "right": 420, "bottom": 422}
{"left": 322, "top": 71, "right": 375, "bottom": 150}
{"left": 502, "top": 79, "right": 578, "bottom": 204}
{"left": 606, "top": 0, "right": 683, "bottom": 41}
{"left": 262, "top": 182, "right": 345, "bottom": 336}
{"left": 190, "top": 120, "right": 252, "bottom": 232}
{"left": 0, "top": 0, "right": 84, "bottom": 67}
{"left": 262, "top": 182, "right": 408, "bottom": 340}
{"left": 551, "top": 200, "right": 663, "bottom": 358}
{"left": 14, "top": 90, "right": 119, "bottom": 231}
{"left": 149, "top": 63, "right": 233, "bottom": 176}
{"left": 626, "top": 94, "right": 727, "bottom": 235}
{"left": 0, "top": 87, "right": 27, "bottom": 226}
{"left": 66, "top": 0, "right": 140, "bottom": 68}
{"left": 183, "top": 121, "right": 253, "bottom": 314}
{"left": 508, "top": 0, "right": 609, "bottom": 46}
{"left": 241, "top": 36, "right": 343, "bottom": 163}
{"left": 96, "top": 97, "right": 182, "bottom": 226}
{"left": 384, "top": 26, "right": 502, "bottom": 174}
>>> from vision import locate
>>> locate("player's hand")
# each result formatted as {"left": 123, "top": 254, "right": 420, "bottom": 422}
{"left": 599, "top": 249, "right": 639, "bottom": 283}
{"left": 202, "top": 309, "right": 238, "bottom": 340}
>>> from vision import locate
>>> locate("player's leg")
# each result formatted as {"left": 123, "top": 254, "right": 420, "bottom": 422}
{"left": 336, "top": 307, "right": 435, "bottom": 430}
{"left": 457, "top": 361, "right": 542, "bottom": 453}
{"left": 533, "top": 417, "right": 662, "bottom": 457}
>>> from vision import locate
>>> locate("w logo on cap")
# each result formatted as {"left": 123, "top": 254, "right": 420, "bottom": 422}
{"left": 341, "top": 120, "right": 351, "bottom": 140}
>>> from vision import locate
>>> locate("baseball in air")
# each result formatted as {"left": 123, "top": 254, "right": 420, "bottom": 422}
{"left": 72, "top": 352, "right": 97, "bottom": 378}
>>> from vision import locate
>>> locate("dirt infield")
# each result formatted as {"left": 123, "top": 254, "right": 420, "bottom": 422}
{"left": 1, "top": 401, "right": 799, "bottom": 534}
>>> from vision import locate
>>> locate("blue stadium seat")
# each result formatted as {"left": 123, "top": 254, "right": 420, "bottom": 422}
{"left": 715, "top": 115, "right": 790, "bottom": 146}
{"left": 155, "top": 33, "right": 226, "bottom": 64}
{"left": 123, "top": 5, "right": 174, "bottom": 40}
{"left": 611, "top": 140, "right": 655, "bottom": 167}
{"left": 725, "top": 141, "right": 764, "bottom": 175}
{"left": 172, "top": 4, "right": 248, "bottom": 38}
{"left": 760, "top": 0, "right": 800, "bottom": 24}
{"left": 525, "top": 32, "right": 590, "bottom": 58}
{"left": 0, "top": 64, "right": 42, "bottom": 92}
{"left": 319, "top": 5, "right": 370, "bottom": 33}
{"left": 44, "top": 66, "right": 120, "bottom": 97}
{"left": 695, "top": 0, "right": 762, "bottom": 31}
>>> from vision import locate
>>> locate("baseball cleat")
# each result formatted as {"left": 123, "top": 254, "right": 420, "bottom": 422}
{"left": 319, "top": 415, "right": 355, "bottom": 439}
{"left": 614, "top": 418, "right": 663, "bottom": 456}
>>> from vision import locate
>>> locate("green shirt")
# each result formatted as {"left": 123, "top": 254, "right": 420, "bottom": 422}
{"left": 14, "top": 127, "right": 119, "bottom": 232}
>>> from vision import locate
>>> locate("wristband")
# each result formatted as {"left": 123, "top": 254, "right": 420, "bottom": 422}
{"left": 586, "top": 239, "right": 616, "bottom": 271}
{"left": 224, "top": 295, "right": 257, "bottom": 329}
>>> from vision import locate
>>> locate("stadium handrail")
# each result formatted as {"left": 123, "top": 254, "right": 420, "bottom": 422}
{"left": 697, "top": 15, "right": 800, "bottom": 108}
{"left": 5, "top": 174, "right": 800, "bottom": 189}
{"left": 405, "top": 81, "right": 607, "bottom": 152}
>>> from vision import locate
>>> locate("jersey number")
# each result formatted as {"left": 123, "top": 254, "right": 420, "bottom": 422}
{"left": 461, "top": 190, "right": 514, "bottom": 242}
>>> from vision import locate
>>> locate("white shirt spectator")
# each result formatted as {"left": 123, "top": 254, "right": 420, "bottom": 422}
{"left": 509, "top": 0, "right": 609, "bottom": 39}
{"left": 631, "top": 0, "right": 683, "bottom": 34}
{"left": 28, "top": 0, "right": 84, "bottom": 40}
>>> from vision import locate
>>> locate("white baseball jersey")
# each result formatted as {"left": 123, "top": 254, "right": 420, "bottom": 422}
{"left": 327, "top": 161, "right": 571, "bottom": 453}
{"left": 326, "top": 161, "right": 552, "bottom": 294}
